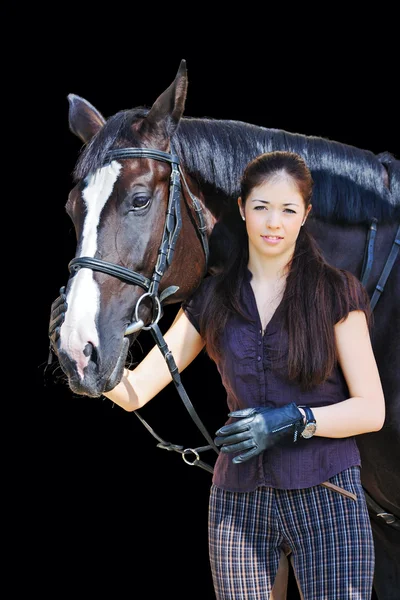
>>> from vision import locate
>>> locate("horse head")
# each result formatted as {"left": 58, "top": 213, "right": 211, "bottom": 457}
{"left": 54, "top": 59, "right": 215, "bottom": 397}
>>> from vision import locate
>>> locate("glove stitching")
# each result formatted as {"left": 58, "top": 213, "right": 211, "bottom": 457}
{"left": 271, "top": 423, "right": 293, "bottom": 433}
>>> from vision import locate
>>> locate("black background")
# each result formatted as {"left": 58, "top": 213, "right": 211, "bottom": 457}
{"left": 33, "top": 50, "right": 397, "bottom": 598}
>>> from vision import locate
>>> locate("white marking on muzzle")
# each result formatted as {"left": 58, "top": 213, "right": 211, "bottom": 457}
{"left": 60, "top": 161, "right": 122, "bottom": 379}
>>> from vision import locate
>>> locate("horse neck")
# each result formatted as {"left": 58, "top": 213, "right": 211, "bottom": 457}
{"left": 308, "top": 218, "right": 399, "bottom": 298}
{"left": 174, "top": 118, "right": 399, "bottom": 226}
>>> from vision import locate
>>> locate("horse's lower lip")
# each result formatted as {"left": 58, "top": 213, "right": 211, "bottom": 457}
{"left": 105, "top": 337, "right": 130, "bottom": 392}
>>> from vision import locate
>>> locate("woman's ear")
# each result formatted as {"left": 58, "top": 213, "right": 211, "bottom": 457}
{"left": 238, "top": 197, "right": 245, "bottom": 221}
{"left": 302, "top": 204, "right": 312, "bottom": 225}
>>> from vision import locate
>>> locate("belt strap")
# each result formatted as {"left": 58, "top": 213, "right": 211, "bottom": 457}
{"left": 320, "top": 480, "right": 357, "bottom": 501}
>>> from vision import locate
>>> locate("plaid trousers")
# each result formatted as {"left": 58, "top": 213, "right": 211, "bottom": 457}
{"left": 208, "top": 466, "right": 374, "bottom": 599}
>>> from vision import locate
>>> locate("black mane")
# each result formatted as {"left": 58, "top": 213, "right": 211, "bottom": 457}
{"left": 174, "top": 118, "right": 400, "bottom": 225}
{"left": 74, "top": 110, "right": 400, "bottom": 225}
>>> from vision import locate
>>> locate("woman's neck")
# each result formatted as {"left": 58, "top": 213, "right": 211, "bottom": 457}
{"left": 247, "top": 250, "right": 293, "bottom": 283}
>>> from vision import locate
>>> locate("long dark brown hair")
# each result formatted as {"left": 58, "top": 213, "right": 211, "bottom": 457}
{"left": 197, "top": 151, "right": 371, "bottom": 390}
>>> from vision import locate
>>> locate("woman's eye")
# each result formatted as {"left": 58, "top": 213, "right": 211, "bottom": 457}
{"left": 132, "top": 195, "right": 151, "bottom": 210}
{"left": 253, "top": 206, "right": 296, "bottom": 213}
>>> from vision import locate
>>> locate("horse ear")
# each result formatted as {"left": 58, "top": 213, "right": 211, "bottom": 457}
{"left": 142, "top": 59, "right": 188, "bottom": 137}
{"left": 67, "top": 94, "right": 106, "bottom": 144}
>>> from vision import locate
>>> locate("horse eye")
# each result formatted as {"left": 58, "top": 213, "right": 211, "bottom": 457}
{"left": 131, "top": 195, "right": 151, "bottom": 211}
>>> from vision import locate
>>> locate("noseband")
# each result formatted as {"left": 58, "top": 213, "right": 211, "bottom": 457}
{"left": 68, "top": 147, "right": 209, "bottom": 334}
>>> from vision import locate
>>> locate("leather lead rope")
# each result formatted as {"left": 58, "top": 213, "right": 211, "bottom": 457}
{"left": 133, "top": 409, "right": 215, "bottom": 474}
{"left": 136, "top": 321, "right": 219, "bottom": 474}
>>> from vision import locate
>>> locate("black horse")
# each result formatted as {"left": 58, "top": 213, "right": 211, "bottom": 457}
{"left": 49, "top": 60, "right": 399, "bottom": 599}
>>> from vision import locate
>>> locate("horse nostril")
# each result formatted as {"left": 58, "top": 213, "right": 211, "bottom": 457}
{"left": 83, "top": 342, "right": 94, "bottom": 358}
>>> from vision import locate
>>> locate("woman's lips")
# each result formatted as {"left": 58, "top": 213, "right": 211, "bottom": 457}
{"left": 261, "top": 235, "right": 283, "bottom": 244}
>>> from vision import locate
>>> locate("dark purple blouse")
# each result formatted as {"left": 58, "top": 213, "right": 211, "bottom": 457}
{"left": 182, "top": 268, "right": 366, "bottom": 492}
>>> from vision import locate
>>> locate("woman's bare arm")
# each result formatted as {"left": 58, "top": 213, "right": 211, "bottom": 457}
{"left": 313, "top": 310, "right": 385, "bottom": 437}
{"left": 102, "top": 308, "right": 205, "bottom": 411}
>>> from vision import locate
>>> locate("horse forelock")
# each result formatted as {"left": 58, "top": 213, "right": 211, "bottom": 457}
{"left": 73, "top": 108, "right": 150, "bottom": 182}
{"left": 173, "top": 119, "right": 400, "bottom": 225}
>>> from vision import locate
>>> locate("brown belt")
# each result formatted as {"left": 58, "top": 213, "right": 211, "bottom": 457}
{"left": 320, "top": 480, "right": 357, "bottom": 501}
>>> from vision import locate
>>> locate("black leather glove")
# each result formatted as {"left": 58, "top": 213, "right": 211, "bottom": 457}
{"left": 48, "top": 286, "right": 68, "bottom": 350}
{"left": 214, "top": 402, "right": 305, "bottom": 464}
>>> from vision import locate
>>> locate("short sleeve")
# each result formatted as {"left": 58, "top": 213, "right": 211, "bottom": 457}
{"left": 181, "top": 275, "right": 215, "bottom": 334}
{"left": 334, "top": 271, "right": 372, "bottom": 325}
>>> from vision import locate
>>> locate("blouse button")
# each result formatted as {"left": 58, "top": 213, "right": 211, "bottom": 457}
{"left": 257, "top": 356, "right": 261, "bottom": 361}
{"left": 258, "top": 340, "right": 262, "bottom": 345}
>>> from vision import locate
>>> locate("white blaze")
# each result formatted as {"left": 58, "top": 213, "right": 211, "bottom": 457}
{"left": 59, "top": 161, "right": 122, "bottom": 378}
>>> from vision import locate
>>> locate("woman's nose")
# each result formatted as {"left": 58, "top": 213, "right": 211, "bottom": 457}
{"left": 266, "top": 210, "right": 281, "bottom": 227}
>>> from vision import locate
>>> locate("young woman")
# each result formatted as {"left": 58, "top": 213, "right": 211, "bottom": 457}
{"left": 50, "top": 151, "right": 385, "bottom": 599}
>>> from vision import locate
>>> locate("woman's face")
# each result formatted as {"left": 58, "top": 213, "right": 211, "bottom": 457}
{"left": 239, "top": 176, "right": 311, "bottom": 262}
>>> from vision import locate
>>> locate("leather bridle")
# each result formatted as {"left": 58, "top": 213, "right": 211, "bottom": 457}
{"left": 69, "top": 147, "right": 209, "bottom": 332}
{"left": 68, "top": 147, "right": 220, "bottom": 473}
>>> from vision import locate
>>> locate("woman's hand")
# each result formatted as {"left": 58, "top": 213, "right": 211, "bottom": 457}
{"left": 48, "top": 286, "right": 68, "bottom": 350}
{"left": 214, "top": 402, "right": 305, "bottom": 464}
